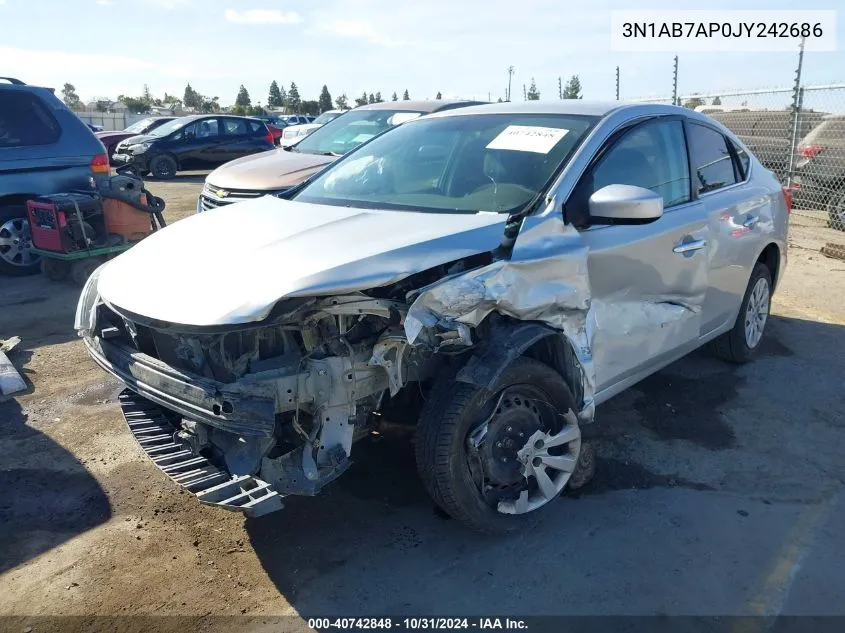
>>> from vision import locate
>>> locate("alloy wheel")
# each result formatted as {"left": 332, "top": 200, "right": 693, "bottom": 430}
{"left": 0, "top": 217, "right": 39, "bottom": 268}
{"left": 744, "top": 277, "right": 770, "bottom": 348}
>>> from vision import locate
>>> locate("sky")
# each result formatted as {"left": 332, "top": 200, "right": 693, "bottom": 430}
{"left": 1, "top": 0, "right": 843, "bottom": 107}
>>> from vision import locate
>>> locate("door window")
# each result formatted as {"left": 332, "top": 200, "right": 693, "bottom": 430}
{"left": 0, "top": 92, "right": 61, "bottom": 147}
{"left": 590, "top": 119, "right": 691, "bottom": 208}
{"left": 687, "top": 123, "right": 739, "bottom": 194}
{"left": 223, "top": 118, "right": 248, "bottom": 136}
{"left": 195, "top": 119, "right": 220, "bottom": 139}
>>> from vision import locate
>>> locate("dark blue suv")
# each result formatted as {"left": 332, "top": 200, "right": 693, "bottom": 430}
{"left": 0, "top": 77, "right": 110, "bottom": 276}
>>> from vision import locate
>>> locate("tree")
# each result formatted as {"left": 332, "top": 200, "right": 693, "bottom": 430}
{"left": 301, "top": 100, "right": 320, "bottom": 116}
{"left": 268, "top": 80, "right": 284, "bottom": 108}
{"left": 163, "top": 92, "right": 180, "bottom": 106}
{"left": 562, "top": 75, "right": 582, "bottom": 99}
{"left": 183, "top": 83, "right": 201, "bottom": 109}
{"left": 391, "top": 91, "right": 398, "bottom": 101}
{"left": 497, "top": 97, "right": 503, "bottom": 103}
{"left": 354, "top": 91, "right": 368, "bottom": 107}
{"left": 118, "top": 96, "right": 151, "bottom": 114}
{"left": 402, "top": 89, "right": 410, "bottom": 100}
{"left": 235, "top": 85, "right": 252, "bottom": 108}
{"left": 142, "top": 84, "right": 153, "bottom": 105}
{"left": 526, "top": 78, "right": 540, "bottom": 100}
{"left": 318, "top": 85, "right": 333, "bottom": 112}
{"left": 683, "top": 95, "right": 705, "bottom": 109}
{"left": 375, "top": 91, "right": 383, "bottom": 103}
{"left": 367, "top": 93, "right": 375, "bottom": 104}
{"left": 288, "top": 82, "right": 301, "bottom": 112}
{"left": 335, "top": 93, "right": 349, "bottom": 110}
{"left": 61, "top": 83, "right": 81, "bottom": 110}
{"left": 435, "top": 91, "right": 442, "bottom": 100}
{"left": 712, "top": 96, "right": 722, "bottom": 106}
{"left": 201, "top": 96, "right": 220, "bottom": 113}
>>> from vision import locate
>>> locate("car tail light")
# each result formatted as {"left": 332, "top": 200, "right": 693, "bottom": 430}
{"left": 799, "top": 144, "right": 823, "bottom": 158}
{"left": 90, "top": 153, "right": 110, "bottom": 174}
{"left": 264, "top": 127, "right": 274, "bottom": 145}
{"left": 782, "top": 183, "right": 795, "bottom": 214}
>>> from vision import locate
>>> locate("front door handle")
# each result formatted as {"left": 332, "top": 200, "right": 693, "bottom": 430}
{"left": 743, "top": 215, "right": 760, "bottom": 228}
{"left": 673, "top": 239, "right": 708, "bottom": 254}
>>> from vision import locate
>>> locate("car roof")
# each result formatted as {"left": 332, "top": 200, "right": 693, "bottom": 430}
{"left": 354, "top": 99, "right": 485, "bottom": 113}
{"left": 425, "top": 100, "right": 627, "bottom": 118}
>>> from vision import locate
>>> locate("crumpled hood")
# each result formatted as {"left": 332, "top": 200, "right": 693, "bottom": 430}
{"left": 96, "top": 196, "right": 509, "bottom": 326}
{"left": 205, "top": 150, "right": 335, "bottom": 190}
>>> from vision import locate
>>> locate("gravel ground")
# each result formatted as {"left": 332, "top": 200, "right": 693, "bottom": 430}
{"left": 1, "top": 176, "right": 844, "bottom": 631}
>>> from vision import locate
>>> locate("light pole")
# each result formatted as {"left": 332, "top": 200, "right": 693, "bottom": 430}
{"left": 507, "top": 66, "right": 515, "bottom": 102}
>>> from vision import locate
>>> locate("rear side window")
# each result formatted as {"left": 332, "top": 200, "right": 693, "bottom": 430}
{"left": 223, "top": 118, "right": 248, "bottom": 135}
{"left": 590, "top": 119, "right": 691, "bottom": 208}
{"left": 686, "top": 123, "right": 738, "bottom": 194}
{"left": 727, "top": 138, "right": 750, "bottom": 179}
{"left": 0, "top": 92, "right": 61, "bottom": 148}
{"left": 248, "top": 120, "right": 264, "bottom": 134}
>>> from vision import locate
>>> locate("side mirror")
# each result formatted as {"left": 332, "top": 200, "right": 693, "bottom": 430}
{"left": 588, "top": 184, "right": 663, "bottom": 224}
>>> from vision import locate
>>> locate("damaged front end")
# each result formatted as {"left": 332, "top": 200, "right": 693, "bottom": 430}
{"left": 76, "top": 213, "right": 597, "bottom": 520}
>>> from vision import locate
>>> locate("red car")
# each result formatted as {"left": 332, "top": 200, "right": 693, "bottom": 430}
{"left": 97, "top": 116, "right": 176, "bottom": 164}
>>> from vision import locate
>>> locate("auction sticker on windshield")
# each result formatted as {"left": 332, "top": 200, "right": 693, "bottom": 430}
{"left": 486, "top": 125, "right": 569, "bottom": 153}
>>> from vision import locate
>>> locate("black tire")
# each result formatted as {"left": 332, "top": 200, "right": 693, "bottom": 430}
{"left": 149, "top": 155, "right": 177, "bottom": 180}
{"left": 708, "top": 262, "right": 772, "bottom": 364}
{"left": 0, "top": 205, "right": 41, "bottom": 276}
{"left": 826, "top": 190, "right": 845, "bottom": 231}
{"left": 41, "top": 258, "right": 71, "bottom": 282}
{"left": 415, "top": 357, "right": 579, "bottom": 534}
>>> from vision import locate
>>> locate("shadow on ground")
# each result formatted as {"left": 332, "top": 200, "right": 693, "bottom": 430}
{"left": 0, "top": 396, "right": 111, "bottom": 574}
{"left": 0, "top": 274, "right": 81, "bottom": 348}
{"left": 246, "top": 314, "right": 845, "bottom": 616}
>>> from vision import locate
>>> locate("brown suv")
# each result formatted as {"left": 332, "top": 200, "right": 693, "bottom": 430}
{"left": 197, "top": 100, "right": 483, "bottom": 213}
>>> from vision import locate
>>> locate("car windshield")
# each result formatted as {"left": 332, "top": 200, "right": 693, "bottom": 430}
{"left": 293, "top": 108, "right": 424, "bottom": 156}
{"left": 312, "top": 111, "right": 340, "bottom": 125}
{"left": 124, "top": 118, "right": 155, "bottom": 134}
{"left": 148, "top": 118, "right": 186, "bottom": 137}
{"left": 293, "top": 113, "right": 597, "bottom": 214}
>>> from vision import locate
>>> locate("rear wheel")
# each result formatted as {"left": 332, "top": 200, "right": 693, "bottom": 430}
{"left": 708, "top": 262, "right": 772, "bottom": 363}
{"left": 149, "top": 155, "right": 177, "bottom": 180}
{"left": 826, "top": 189, "right": 845, "bottom": 231}
{"left": 0, "top": 205, "right": 41, "bottom": 276}
{"left": 415, "top": 357, "right": 582, "bottom": 534}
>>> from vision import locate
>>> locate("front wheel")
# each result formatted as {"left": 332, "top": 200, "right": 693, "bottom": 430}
{"left": 708, "top": 262, "right": 772, "bottom": 363}
{"left": 415, "top": 357, "right": 582, "bottom": 534}
{"left": 149, "top": 155, "right": 177, "bottom": 180}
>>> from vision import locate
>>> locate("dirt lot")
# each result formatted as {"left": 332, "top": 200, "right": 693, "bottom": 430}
{"left": 2, "top": 175, "right": 845, "bottom": 630}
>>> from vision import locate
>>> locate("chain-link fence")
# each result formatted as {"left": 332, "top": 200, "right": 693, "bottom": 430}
{"left": 630, "top": 85, "right": 845, "bottom": 238}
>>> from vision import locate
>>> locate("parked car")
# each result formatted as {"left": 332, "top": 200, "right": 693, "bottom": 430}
{"left": 279, "top": 109, "right": 344, "bottom": 147}
{"left": 281, "top": 114, "right": 314, "bottom": 126}
{"left": 97, "top": 116, "right": 176, "bottom": 164}
{"left": 87, "top": 123, "right": 105, "bottom": 133}
{"left": 0, "top": 77, "right": 109, "bottom": 275}
{"left": 111, "top": 115, "right": 275, "bottom": 179}
{"left": 77, "top": 101, "right": 788, "bottom": 532}
{"left": 250, "top": 116, "right": 289, "bottom": 145}
{"left": 705, "top": 108, "right": 826, "bottom": 179}
{"left": 198, "top": 100, "right": 484, "bottom": 212}
{"left": 792, "top": 113, "right": 845, "bottom": 229}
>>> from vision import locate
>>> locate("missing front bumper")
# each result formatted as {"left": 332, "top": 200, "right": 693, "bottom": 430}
{"left": 118, "top": 389, "right": 285, "bottom": 518}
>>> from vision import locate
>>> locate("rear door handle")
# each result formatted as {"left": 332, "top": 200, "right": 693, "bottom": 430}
{"left": 673, "top": 239, "right": 708, "bottom": 254}
{"left": 743, "top": 215, "right": 760, "bottom": 228}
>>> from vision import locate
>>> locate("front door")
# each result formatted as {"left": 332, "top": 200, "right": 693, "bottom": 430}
{"left": 570, "top": 117, "right": 711, "bottom": 396}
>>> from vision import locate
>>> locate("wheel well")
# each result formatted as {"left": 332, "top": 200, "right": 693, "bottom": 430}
{"left": 522, "top": 334, "right": 586, "bottom": 411}
{"left": 0, "top": 194, "right": 36, "bottom": 208}
{"left": 757, "top": 243, "right": 780, "bottom": 287}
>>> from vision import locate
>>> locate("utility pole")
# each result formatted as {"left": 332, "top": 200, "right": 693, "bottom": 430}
{"left": 488, "top": 91, "right": 491, "bottom": 102}
{"left": 558, "top": 76, "right": 562, "bottom": 99}
{"left": 672, "top": 55, "right": 679, "bottom": 105}
{"left": 506, "top": 66, "right": 515, "bottom": 102}
{"left": 523, "top": 84, "right": 527, "bottom": 100}
{"left": 615, "top": 66, "right": 620, "bottom": 100}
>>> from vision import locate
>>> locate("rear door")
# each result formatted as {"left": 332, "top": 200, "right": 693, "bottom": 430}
{"left": 570, "top": 117, "right": 711, "bottom": 395}
{"left": 686, "top": 122, "right": 773, "bottom": 335}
